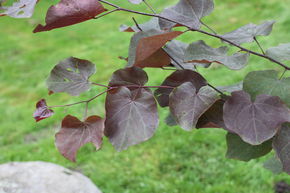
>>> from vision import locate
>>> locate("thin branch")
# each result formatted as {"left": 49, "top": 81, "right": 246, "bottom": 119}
{"left": 132, "top": 17, "right": 142, "bottom": 31}
{"left": 200, "top": 21, "right": 217, "bottom": 35}
{"left": 166, "top": 51, "right": 185, "bottom": 70}
{"left": 48, "top": 89, "right": 111, "bottom": 108}
{"left": 94, "top": 8, "right": 120, "bottom": 19}
{"left": 83, "top": 102, "right": 89, "bottom": 120}
{"left": 143, "top": 0, "right": 156, "bottom": 14}
{"left": 97, "top": 0, "right": 290, "bottom": 70}
{"left": 91, "top": 82, "right": 110, "bottom": 88}
{"left": 279, "top": 69, "right": 287, "bottom": 80}
{"left": 208, "top": 83, "right": 226, "bottom": 96}
{"left": 98, "top": 0, "right": 119, "bottom": 8}
{"left": 254, "top": 37, "right": 265, "bottom": 55}
{"left": 87, "top": 88, "right": 113, "bottom": 102}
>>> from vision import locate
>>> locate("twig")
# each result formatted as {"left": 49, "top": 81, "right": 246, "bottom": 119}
{"left": 279, "top": 69, "right": 287, "bottom": 80}
{"left": 94, "top": 8, "right": 119, "bottom": 19}
{"left": 208, "top": 83, "right": 226, "bottom": 96}
{"left": 97, "top": 0, "right": 290, "bottom": 71}
{"left": 143, "top": 0, "right": 156, "bottom": 14}
{"left": 254, "top": 37, "right": 265, "bottom": 55}
{"left": 48, "top": 89, "right": 111, "bottom": 108}
{"left": 83, "top": 102, "right": 89, "bottom": 120}
{"left": 91, "top": 82, "right": 110, "bottom": 88}
{"left": 201, "top": 21, "right": 217, "bottom": 35}
{"left": 132, "top": 17, "right": 142, "bottom": 31}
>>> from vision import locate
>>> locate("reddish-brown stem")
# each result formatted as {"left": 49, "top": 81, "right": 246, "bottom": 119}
{"left": 279, "top": 69, "right": 287, "bottom": 80}
{"left": 254, "top": 37, "right": 266, "bottom": 55}
{"left": 83, "top": 102, "right": 89, "bottom": 120}
{"left": 91, "top": 82, "right": 110, "bottom": 88}
{"left": 48, "top": 85, "right": 174, "bottom": 109}
{"left": 92, "top": 84, "right": 175, "bottom": 89}
{"left": 48, "top": 88, "right": 112, "bottom": 108}
{"left": 143, "top": 0, "right": 156, "bottom": 14}
{"left": 94, "top": 8, "right": 120, "bottom": 19}
{"left": 97, "top": 0, "right": 290, "bottom": 71}
{"left": 200, "top": 21, "right": 217, "bottom": 35}
{"left": 208, "top": 83, "right": 226, "bottom": 96}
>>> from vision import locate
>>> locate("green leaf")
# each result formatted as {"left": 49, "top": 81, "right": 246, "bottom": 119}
{"left": 185, "top": 40, "right": 249, "bottom": 70}
{"left": 243, "top": 70, "right": 290, "bottom": 107}
{"left": 273, "top": 123, "right": 290, "bottom": 174}
{"left": 47, "top": 57, "right": 96, "bottom": 96}
{"left": 226, "top": 133, "right": 272, "bottom": 162}
{"left": 164, "top": 112, "right": 177, "bottom": 126}
{"left": 263, "top": 156, "right": 283, "bottom": 174}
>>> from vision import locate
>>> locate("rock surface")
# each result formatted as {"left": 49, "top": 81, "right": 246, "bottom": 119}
{"left": 0, "top": 161, "right": 102, "bottom": 193}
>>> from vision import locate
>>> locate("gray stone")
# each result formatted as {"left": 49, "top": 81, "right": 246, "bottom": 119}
{"left": 0, "top": 161, "right": 102, "bottom": 193}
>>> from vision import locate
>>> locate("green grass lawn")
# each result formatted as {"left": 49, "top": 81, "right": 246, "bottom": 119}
{"left": 1, "top": 0, "right": 290, "bottom": 192}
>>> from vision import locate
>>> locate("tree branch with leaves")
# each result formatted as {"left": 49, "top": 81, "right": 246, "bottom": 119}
{"left": 1, "top": 0, "right": 290, "bottom": 174}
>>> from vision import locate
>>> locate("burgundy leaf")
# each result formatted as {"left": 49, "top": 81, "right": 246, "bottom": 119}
{"left": 266, "top": 43, "right": 290, "bottom": 62}
{"left": 185, "top": 40, "right": 249, "bottom": 70}
{"left": 33, "top": 0, "right": 107, "bottom": 33}
{"left": 217, "top": 82, "right": 243, "bottom": 93}
{"left": 221, "top": 21, "right": 275, "bottom": 45}
{"left": 128, "top": 30, "right": 183, "bottom": 68}
{"left": 159, "top": 0, "right": 214, "bottom": 30}
{"left": 108, "top": 67, "right": 148, "bottom": 89}
{"left": 226, "top": 132, "right": 272, "bottom": 162}
{"left": 33, "top": 99, "right": 54, "bottom": 122}
{"left": 105, "top": 87, "right": 159, "bottom": 151}
{"left": 164, "top": 40, "right": 211, "bottom": 70}
{"left": 0, "top": 0, "right": 39, "bottom": 18}
{"left": 47, "top": 57, "right": 96, "bottom": 96}
{"left": 223, "top": 91, "right": 290, "bottom": 145}
{"left": 196, "top": 99, "right": 226, "bottom": 129}
{"left": 120, "top": 18, "right": 161, "bottom": 33}
{"left": 273, "top": 123, "right": 290, "bottom": 174}
{"left": 169, "top": 82, "right": 218, "bottom": 130}
{"left": 154, "top": 70, "right": 207, "bottom": 107}
{"left": 55, "top": 115, "right": 104, "bottom": 162}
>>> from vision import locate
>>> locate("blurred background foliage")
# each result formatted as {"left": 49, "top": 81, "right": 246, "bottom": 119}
{"left": 0, "top": 0, "right": 290, "bottom": 192}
